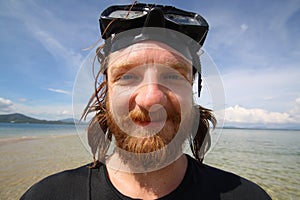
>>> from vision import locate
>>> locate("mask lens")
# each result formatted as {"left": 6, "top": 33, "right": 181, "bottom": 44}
{"left": 165, "top": 14, "right": 200, "bottom": 25}
{"left": 108, "top": 10, "right": 147, "bottom": 19}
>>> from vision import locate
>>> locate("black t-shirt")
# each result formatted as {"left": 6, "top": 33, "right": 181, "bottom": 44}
{"left": 20, "top": 155, "right": 271, "bottom": 200}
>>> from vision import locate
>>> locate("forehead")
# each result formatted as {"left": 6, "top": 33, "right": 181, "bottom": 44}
{"left": 107, "top": 41, "right": 193, "bottom": 71}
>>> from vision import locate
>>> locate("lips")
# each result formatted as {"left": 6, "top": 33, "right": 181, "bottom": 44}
{"left": 134, "top": 121, "right": 151, "bottom": 127}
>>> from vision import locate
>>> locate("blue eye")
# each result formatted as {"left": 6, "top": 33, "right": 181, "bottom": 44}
{"left": 163, "top": 74, "right": 184, "bottom": 80}
{"left": 117, "top": 73, "right": 140, "bottom": 85}
{"left": 120, "top": 74, "right": 135, "bottom": 80}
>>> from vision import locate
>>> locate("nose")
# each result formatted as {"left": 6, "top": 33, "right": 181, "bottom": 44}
{"left": 135, "top": 83, "right": 167, "bottom": 111}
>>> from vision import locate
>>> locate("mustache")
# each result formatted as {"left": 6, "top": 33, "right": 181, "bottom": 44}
{"left": 128, "top": 107, "right": 179, "bottom": 123}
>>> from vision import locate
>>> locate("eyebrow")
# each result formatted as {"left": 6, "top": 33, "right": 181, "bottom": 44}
{"left": 165, "top": 59, "right": 192, "bottom": 77}
{"left": 109, "top": 55, "right": 192, "bottom": 77}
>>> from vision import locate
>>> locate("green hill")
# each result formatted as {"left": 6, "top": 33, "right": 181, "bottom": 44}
{"left": 0, "top": 113, "right": 74, "bottom": 124}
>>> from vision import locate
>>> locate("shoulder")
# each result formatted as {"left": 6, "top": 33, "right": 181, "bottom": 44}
{"left": 185, "top": 155, "right": 271, "bottom": 200}
{"left": 20, "top": 163, "right": 93, "bottom": 200}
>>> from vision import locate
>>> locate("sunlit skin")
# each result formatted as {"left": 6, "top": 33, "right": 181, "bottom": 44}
{"left": 105, "top": 41, "right": 195, "bottom": 199}
{"left": 107, "top": 41, "right": 193, "bottom": 138}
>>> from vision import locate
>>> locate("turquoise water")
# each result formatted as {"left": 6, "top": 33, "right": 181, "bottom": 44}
{"left": 0, "top": 123, "right": 77, "bottom": 137}
{"left": 204, "top": 129, "right": 300, "bottom": 200}
{"left": 0, "top": 123, "right": 299, "bottom": 199}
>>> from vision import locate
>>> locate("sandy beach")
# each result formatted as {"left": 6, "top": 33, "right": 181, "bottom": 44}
{"left": 1, "top": 129, "right": 299, "bottom": 200}
{"left": 0, "top": 134, "right": 91, "bottom": 200}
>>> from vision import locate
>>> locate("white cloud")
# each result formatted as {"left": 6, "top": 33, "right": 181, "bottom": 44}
{"left": 0, "top": 97, "right": 74, "bottom": 120}
{"left": 32, "top": 29, "right": 83, "bottom": 69}
{"left": 0, "top": 97, "right": 16, "bottom": 113}
{"left": 289, "top": 97, "right": 300, "bottom": 120}
{"left": 224, "top": 105, "right": 292, "bottom": 124}
{"left": 221, "top": 67, "right": 300, "bottom": 113}
{"left": 223, "top": 94, "right": 300, "bottom": 125}
{"left": 268, "top": 1, "right": 300, "bottom": 33}
{"left": 60, "top": 110, "right": 70, "bottom": 115}
{"left": 14, "top": 103, "right": 74, "bottom": 120}
{"left": 240, "top": 23, "right": 248, "bottom": 32}
{"left": 204, "top": 0, "right": 300, "bottom": 71}
{"left": 18, "top": 98, "right": 27, "bottom": 102}
{"left": 2, "top": 0, "right": 83, "bottom": 70}
{"left": 48, "top": 88, "right": 71, "bottom": 95}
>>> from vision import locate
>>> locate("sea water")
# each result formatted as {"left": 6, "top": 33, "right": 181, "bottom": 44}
{"left": 0, "top": 123, "right": 77, "bottom": 138}
{"left": 204, "top": 128, "right": 300, "bottom": 200}
{"left": 0, "top": 123, "right": 299, "bottom": 199}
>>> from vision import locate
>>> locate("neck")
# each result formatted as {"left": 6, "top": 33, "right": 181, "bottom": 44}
{"left": 106, "top": 154, "right": 188, "bottom": 199}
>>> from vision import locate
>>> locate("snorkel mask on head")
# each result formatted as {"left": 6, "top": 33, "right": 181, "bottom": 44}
{"left": 99, "top": 3, "right": 209, "bottom": 97}
{"left": 100, "top": 3, "right": 209, "bottom": 44}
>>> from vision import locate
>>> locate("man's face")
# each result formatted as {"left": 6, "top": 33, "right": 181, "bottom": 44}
{"left": 106, "top": 41, "right": 195, "bottom": 160}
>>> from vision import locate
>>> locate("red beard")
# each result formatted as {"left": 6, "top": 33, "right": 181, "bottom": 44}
{"left": 106, "top": 99, "right": 196, "bottom": 171}
{"left": 108, "top": 106, "right": 181, "bottom": 154}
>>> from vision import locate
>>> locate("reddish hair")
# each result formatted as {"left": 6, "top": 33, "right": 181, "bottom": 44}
{"left": 81, "top": 45, "right": 216, "bottom": 168}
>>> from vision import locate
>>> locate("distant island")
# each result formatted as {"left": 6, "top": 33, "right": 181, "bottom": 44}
{"left": 1, "top": 113, "right": 299, "bottom": 130}
{"left": 0, "top": 113, "right": 76, "bottom": 124}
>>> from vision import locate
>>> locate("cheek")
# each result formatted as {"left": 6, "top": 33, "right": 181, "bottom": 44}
{"left": 108, "top": 85, "right": 133, "bottom": 119}
{"left": 172, "top": 86, "right": 194, "bottom": 116}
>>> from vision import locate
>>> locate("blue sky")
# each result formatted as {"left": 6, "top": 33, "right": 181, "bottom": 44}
{"left": 0, "top": 0, "right": 299, "bottom": 128}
